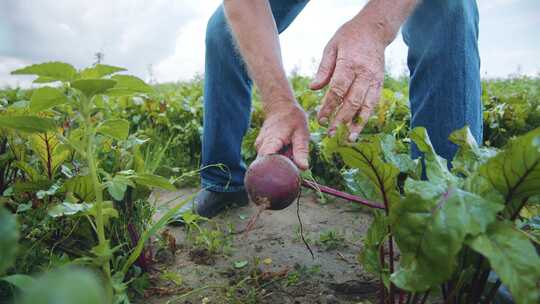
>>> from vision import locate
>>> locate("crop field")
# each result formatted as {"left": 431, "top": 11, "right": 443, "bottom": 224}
{"left": 0, "top": 62, "right": 539, "bottom": 304}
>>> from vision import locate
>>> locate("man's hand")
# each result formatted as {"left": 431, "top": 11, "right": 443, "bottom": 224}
{"left": 255, "top": 102, "right": 310, "bottom": 170}
{"left": 310, "top": 0, "right": 417, "bottom": 142}
{"left": 224, "top": 0, "right": 311, "bottom": 170}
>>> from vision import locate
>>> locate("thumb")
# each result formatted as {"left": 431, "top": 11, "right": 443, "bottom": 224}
{"left": 292, "top": 129, "right": 309, "bottom": 170}
{"left": 310, "top": 43, "right": 337, "bottom": 90}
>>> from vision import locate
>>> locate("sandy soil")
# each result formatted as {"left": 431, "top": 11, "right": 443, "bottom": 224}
{"left": 142, "top": 188, "right": 379, "bottom": 304}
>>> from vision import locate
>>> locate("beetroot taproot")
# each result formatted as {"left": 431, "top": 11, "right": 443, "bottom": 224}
{"left": 244, "top": 154, "right": 301, "bottom": 210}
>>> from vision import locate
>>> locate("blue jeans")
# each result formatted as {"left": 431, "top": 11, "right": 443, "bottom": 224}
{"left": 201, "top": 0, "right": 482, "bottom": 192}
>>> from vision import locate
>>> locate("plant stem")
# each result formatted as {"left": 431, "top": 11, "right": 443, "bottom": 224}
{"left": 510, "top": 198, "right": 528, "bottom": 220}
{"left": 473, "top": 270, "right": 491, "bottom": 303}
{"left": 482, "top": 280, "right": 502, "bottom": 304}
{"left": 379, "top": 244, "right": 387, "bottom": 304}
{"left": 469, "top": 256, "right": 485, "bottom": 302}
{"left": 388, "top": 235, "right": 396, "bottom": 304}
{"left": 441, "top": 284, "right": 447, "bottom": 301}
{"left": 81, "top": 95, "right": 112, "bottom": 303}
{"left": 87, "top": 132, "right": 112, "bottom": 301}
{"left": 301, "top": 179, "right": 385, "bottom": 209}
{"left": 411, "top": 293, "right": 419, "bottom": 304}
{"left": 405, "top": 292, "right": 413, "bottom": 304}
{"left": 419, "top": 290, "right": 430, "bottom": 304}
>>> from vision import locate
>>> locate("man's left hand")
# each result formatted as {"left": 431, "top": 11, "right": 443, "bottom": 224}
{"left": 310, "top": 18, "right": 386, "bottom": 142}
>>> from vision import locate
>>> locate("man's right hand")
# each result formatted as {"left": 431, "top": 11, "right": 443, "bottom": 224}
{"left": 255, "top": 101, "right": 310, "bottom": 170}
{"left": 223, "top": 1, "right": 310, "bottom": 170}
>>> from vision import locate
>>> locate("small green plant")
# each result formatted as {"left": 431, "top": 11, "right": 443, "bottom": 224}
{"left": 183, "top": 211, "right": 233, "bottom": 255}
{"left": 316, "top": 229, "right": 347, "bottom": 251}
{"left": 285, "top": 263, "right": 321, "bottom": 287}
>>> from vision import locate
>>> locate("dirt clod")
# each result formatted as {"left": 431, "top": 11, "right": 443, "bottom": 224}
{"left": 188, "top": 248, "right": 215, "bottom": 265}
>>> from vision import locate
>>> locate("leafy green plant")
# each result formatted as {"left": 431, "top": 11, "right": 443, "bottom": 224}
{"left": 183, "top": 211, "right": 233, "bottom": 255}
{"left": 324, "top": 125, "right": 540, "bottom": 304}
{"left": 0, "top": 62, "right": 181, "bottom": 303}
{"left": 316, "top": 229, "right": 347, "bottom": 251}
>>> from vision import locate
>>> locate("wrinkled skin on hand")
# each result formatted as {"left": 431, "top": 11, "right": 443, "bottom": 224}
{"left": 255, "top": 102, "right": 310, "bottom": 170}
{"left": 311, "top": 19, "right": 386, "bottom": 142}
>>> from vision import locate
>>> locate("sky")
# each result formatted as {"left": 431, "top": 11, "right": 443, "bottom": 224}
{"left": 1, "top": 0, "right": 539, "bottom": 87}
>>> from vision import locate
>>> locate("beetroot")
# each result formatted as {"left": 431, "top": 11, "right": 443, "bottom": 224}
{"left": 244, "top": 154, "right": 301, "bottom": 211}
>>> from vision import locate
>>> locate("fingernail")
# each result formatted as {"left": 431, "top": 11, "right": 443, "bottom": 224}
{"left": 319, "top": 117, "right": 328, "bottom": 125}
{"left": 348, "top": 132, "right": 358, "bottom": 142}
{"left": 329, "top": 130, "right": 336, "bottom": 137}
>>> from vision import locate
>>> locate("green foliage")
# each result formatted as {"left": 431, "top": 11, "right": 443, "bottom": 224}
{"left": 0, "top": 61, "right": 183, "bottom": 303}
{"left": 0, "top": 116, "right": 56, "bottom": 133}
{"left": 391, "top": 185, "right": 502, "bottom": 291}
{"left": 326, "top": 125, "right": 540, "bottom": 303}
{"left": 2, "top": 64, "right": 539, "bottom": 303}
{"left": 29, "top": 87, "right": 67, "bottom": 113}
{"left": 467, "top": 222, "right": 540, "bottom": 304}
{"left": 71, "top": 78, "right": 117, "bottom": 97}
{"left": 97, "top": 119, "right": 130, "bottom": 140}
{"left": 16, "top": 267, "right": 106, "bottom": 304}
{"left": 0, "top": 206, "right": 18, "bottom": 274}
{"left": 11, "top": 62, "right": 77, "bottom": 83}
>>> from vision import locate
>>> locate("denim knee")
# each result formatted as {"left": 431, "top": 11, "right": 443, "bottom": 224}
{"left": 206, "top": 7, "right": 227, "bottom": 49}
{"left": 403, "top": 0, "right": 482, "bottom": 161}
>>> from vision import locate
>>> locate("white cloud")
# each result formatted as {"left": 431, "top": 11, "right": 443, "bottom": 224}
{"left": 0, "top": 0, "right": 539, "bottom": 87}
{"left": 0, "top": 0, "right": 199, "bottom": 86}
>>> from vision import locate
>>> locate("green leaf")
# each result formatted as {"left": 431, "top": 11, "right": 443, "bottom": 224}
{"left": 79, "top": 64, "right": 126, "bottom": 79}
{"left": 342, "top": 169, "right": 380, "bottom": 203}
{"left": 390, "top": 185, "right": 503, "bottom": 291}
{"left": 106, "top": 175, "right": 133, "bottom": 201}
{"left": 467, "top": 222, "right": 540, "bottom": 304}
{"left": 410, "top": 127, "right": 457, "bottom": 185}
{"left": 17, "top": 267, "right": 105, "bottom": 304}
{"left": 449, "top": 126, "right": 498, "bottom": 176}
{"left": 33, "top": 76, "right": 58, "bottom": 84}
{"left": 86, "top": 201, "right": 118, "bottom": 223}
{"left": 13, "top": 180, "right": 54, "bottom": 195}
{"left": 1, "top": 274, "right": 36, "bottom": 291}
{"left": 358, "top": 212, "right": 390, "bottom": 287}
{"left": 234, "top": 260, "right": 249, "bottom": 269}
{"left": 29, "top": 87, "right": 67, "bottom": 113}
{"left": 380, "top": 134, "right": 420, "bottom": 177}
{"left": 97, "top": 119, "right": 129, "bottom": 140}
{"left": 11, "top": 62, "right": 76, "bottom": 82}
{"left": 325, "top": 134, "right": 400, "bottom": 207}
{"left": 63, "top": 175, "right": 95, "bottom": 202}
{"left": 30, "top": 132, "right": 70, "bottom": 178}
{"left": 475, "top": 128, "right": 540, "bottom": 207}
{"left": 13, "top": 161, "right": 41, "bottom": 182}
{"left": 0, "top": 116, "right": 56, "bottom": 133}
{"left": 71, "top": 79, "right": 117, "bottom": 97}
{"left": 107, "top": 75, "right": 152, "bottom": 95}
{"left": 48, "top": 202, "right": 92, "bottom": 218}
{"left": 133, "top": 173, "right": 175, "bottom": 191}
{"left": 0, "top": 207, "right": 18, "bottom": 275}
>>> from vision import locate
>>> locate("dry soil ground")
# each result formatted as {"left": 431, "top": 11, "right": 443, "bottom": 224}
{"left": 143, "top": 188, "right": 379, "bottom": 304}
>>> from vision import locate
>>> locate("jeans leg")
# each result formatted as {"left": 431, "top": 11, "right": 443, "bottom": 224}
{"left": 201, "top": 0, "right": 309, "bottom": 192}
{"left": 402, "top": 0, "right": 482, "bottom": 161}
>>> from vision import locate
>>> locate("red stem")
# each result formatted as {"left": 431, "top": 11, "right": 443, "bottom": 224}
{"left": 379, "top": 245, "right": 387, "bottom": 304}
{"left": 301, "top": 179, "right": 385, "bottom": 210}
